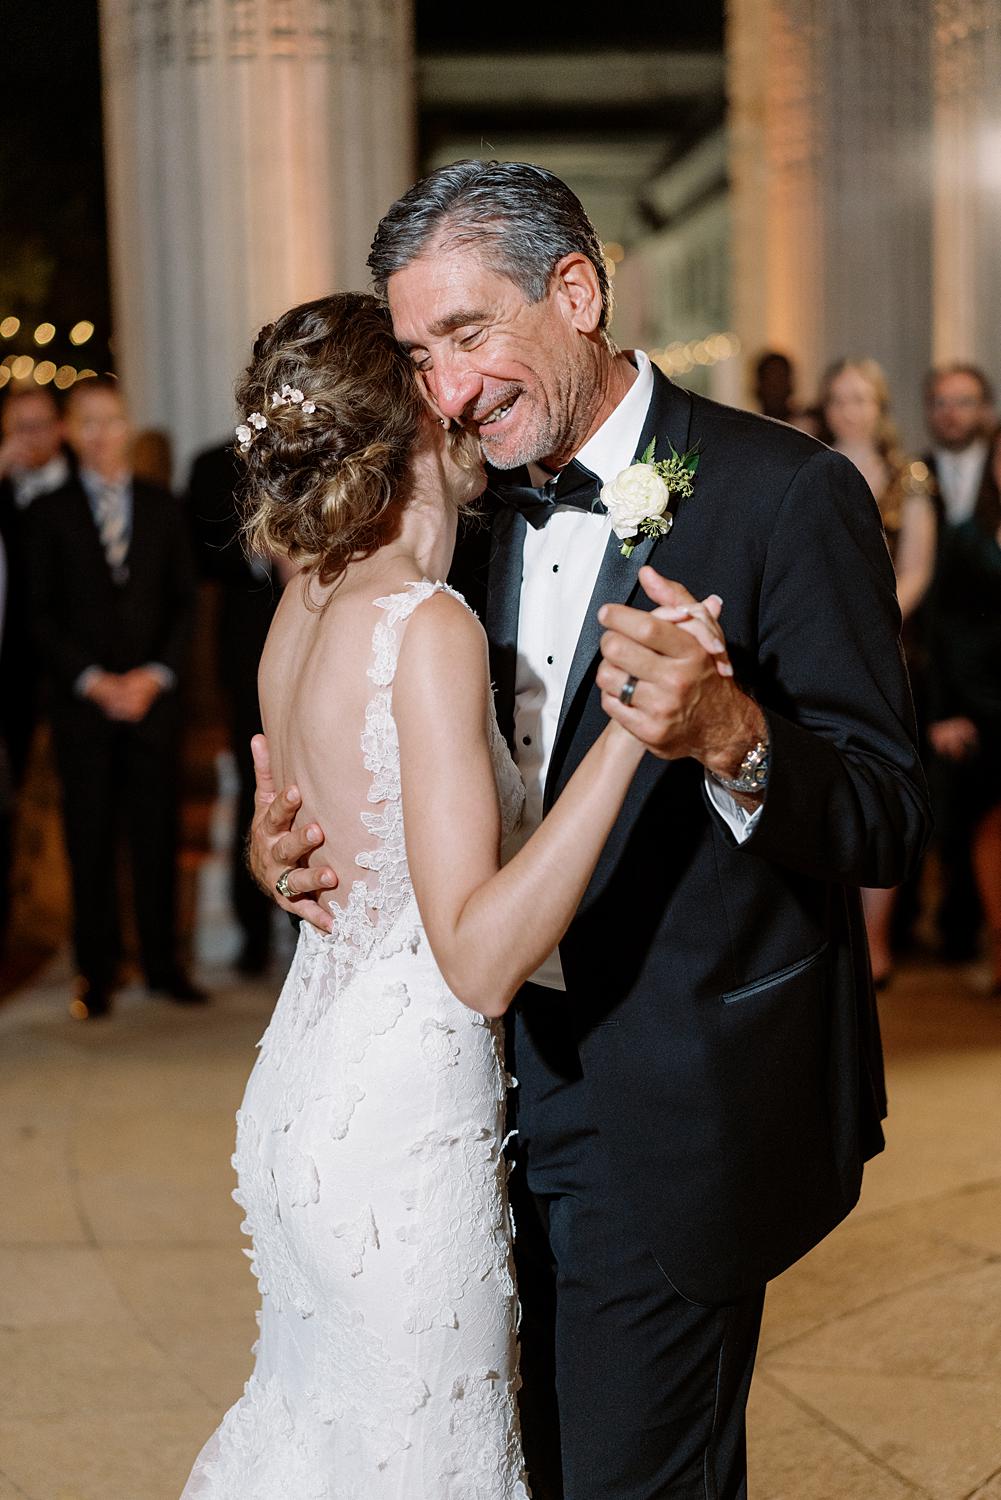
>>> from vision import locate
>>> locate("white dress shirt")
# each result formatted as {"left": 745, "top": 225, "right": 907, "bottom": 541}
{"left": 933, "top": 440, "right": 988, "bottom": 526}
{"left": 508, "top": 351, "right": 759, "bottom": 990}
{"left": 11, "top": 452, "right": 70, "bottom": 509}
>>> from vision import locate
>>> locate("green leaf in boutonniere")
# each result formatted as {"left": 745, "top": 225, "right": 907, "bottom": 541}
{"left": 600, "top": 439, "right": 702, "bottom": 557}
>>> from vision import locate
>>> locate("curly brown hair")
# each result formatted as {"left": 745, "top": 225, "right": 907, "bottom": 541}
{"left": 236, "top": 293, "right": 429, "bottom": 586}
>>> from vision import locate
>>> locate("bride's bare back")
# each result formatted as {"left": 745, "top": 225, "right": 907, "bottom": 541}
{"left": 258, "top": 556, "right": 433, "bottom": 922}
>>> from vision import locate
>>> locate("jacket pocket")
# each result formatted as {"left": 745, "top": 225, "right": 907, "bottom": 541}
{"left": 720, "top": 941, "right": 829, "bottom": 1005}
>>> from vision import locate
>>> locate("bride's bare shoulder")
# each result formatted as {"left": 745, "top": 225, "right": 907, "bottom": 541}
{"left": 395, "top": 587, "right": 490, "bottom": 701}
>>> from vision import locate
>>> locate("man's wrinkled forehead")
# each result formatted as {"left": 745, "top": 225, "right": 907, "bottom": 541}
{"left": 387, "top": 242, "right": 527, "bottom": 341}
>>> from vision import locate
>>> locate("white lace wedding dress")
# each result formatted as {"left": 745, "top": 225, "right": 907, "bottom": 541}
{"left": 181, "top": 582, "right": 530, "bottom": 1500}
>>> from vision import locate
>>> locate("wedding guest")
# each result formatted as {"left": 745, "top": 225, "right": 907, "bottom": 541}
{"left": 186, "top": 440, "right": 281, "bottom": 974}
{"left": 923, "top": 364, "right": 995, "bottom": 530}
{"left": 925, "top": 425, "right": 1001, "bottom": 993}
{"left": 0, "top": 385, "right": 75, "bottom": 959}
{"left": 25, "top": 377, "right": 205, "bottom": 1018}
{"left": 922, "top": 363, "right": 996, "bottom": 960}
{"left": 820, "top": 357, "right": 938, "bottom": 986}
{"left": 753, "top": 350, "right": 796, "bottom": 422}
{"left": 0, "top": 385, "right": 73, "bottom": 783}
{"left": 0, "top": 530, "right": 9, "bottom": 954}
{"left": 752, "top": 349, "right": 821, "bottom": 435}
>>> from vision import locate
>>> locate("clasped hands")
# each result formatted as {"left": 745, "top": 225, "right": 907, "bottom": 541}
{"left": 248, "top": 566, "right": 766, "bottom": 926}
{"left": 85, "top": 666, "right": 165, "bottom": 723}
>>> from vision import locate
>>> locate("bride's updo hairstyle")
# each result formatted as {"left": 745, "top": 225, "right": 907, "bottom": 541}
{"left": 236, "top": 292, "right": 427, "bottom": 586}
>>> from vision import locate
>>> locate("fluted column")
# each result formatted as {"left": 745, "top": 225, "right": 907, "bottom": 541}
{"left": 99, "top": 0, "right": 415, "bottom": 473}
{"left": 932, "top": 0, "right": 1001, "bottom": 370}
{"left": 727, "top": 0, "right": 935, "bottom": 444}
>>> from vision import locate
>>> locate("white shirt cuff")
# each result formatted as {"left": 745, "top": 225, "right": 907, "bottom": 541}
{"left": 704, "top": 773, "right": 763, "bottom": 844}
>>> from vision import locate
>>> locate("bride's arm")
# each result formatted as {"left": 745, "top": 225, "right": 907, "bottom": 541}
{"left": 395, "top": 592, "right": 645, "bottom": 1018}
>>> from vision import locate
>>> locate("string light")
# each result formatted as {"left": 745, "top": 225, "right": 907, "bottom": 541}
{"left": 76, "top": 369, "right": 97, "bottom": 381}
{"left": 0, "top": 316, "right": 20, "bottom": 339}
{"left": 34, "top": 360, "right": 57, "bottom": 385}
{"left": 10, "top": 355, "right": 35, "bottom": 380}
{"left": 34, "top": 322, "right": 56, "bottom": 346}
{"left": 54, "top": 365, "right": 77, "bottom": 390}
{"left": 70, "top": 320, "right": 95, "bottom": 346}
{"left": 0, "top": 367, "right": 9, "bottom": 389}
{"left": 650, "top": 332, "right": 741, "bottom": 377}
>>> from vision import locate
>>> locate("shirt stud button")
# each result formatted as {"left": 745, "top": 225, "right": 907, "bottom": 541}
{"left": 522, "top": 735, "right": 532, "bottom": 746}
{"left": 547, "top": 655, "right": 554, "bottom": 665}
{"left": 552, "top": 564, "right": 559, "bottom": 572}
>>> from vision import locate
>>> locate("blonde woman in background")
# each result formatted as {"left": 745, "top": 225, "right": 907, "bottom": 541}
{"left": 820, "top": 358, "right": 939, "bottom": 987}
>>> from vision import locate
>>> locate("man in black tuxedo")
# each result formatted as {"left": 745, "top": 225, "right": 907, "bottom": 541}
{"left": 26, "top": 377, "right": 204, "bottom": 1018}
{"left": 248, "top": 163, "right": 928, "bottom": 1498}
{"left": 186, "top": 441, "right": 280, "bottom": 974}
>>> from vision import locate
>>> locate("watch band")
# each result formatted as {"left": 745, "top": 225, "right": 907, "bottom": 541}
{"left": 708, "top": 738, "right": 769, "bottom": 796}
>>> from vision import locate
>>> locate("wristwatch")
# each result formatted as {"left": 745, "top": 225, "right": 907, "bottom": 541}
{"left": 708, "top": 737, "right": 769, "bottom": 796}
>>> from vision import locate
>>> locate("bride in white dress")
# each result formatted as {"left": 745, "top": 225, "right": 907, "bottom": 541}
{"left": 180, "top": 293, "right": 650, "bottom": 1499}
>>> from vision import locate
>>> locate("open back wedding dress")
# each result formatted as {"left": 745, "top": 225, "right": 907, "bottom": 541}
{"left": 181, "top": 582, "right": 529, "bottom": 1499}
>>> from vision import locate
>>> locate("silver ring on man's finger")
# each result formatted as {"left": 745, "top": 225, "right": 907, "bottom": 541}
{"left": 619, "top": 674, "right": 638, "bottom": 707}
{"left": 275, "top": 867, "right": 296, "bottom": 901}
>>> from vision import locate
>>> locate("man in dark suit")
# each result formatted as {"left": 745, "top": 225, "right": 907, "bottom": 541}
{"left": 248, "top": 162, "right": 928, "bottom": 1498}
{"left": 26, "top": 377, "right": 204, "bottom": 1018}
{"left": 186, "top": 441, "right": 280, "bottom": 974}
{"left": 0, "top": 386, "right": 75, "bottom": 950}
{"left": 918, "top": 363, "right": 996, "bottom": 961}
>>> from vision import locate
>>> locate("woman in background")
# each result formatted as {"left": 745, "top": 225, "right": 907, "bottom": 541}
{"left": 820, "top": 358, "right": 938, "bottom": 987}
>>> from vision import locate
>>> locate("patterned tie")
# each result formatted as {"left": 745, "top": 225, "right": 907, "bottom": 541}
{"left": 94, "top": 481, "right": 129, "bottom": 584}
{"left": 495, "top": 458, "right": 603, "bottom": 529}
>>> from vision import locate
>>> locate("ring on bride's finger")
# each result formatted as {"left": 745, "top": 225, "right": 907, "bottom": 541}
{"left": 619, "top": 674, "right": 638, "bottom": 707}
{"left": 275, "top": 867, "right": 297, "bottom": 901}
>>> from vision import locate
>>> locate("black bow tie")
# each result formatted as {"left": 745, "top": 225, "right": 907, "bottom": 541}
{"left": 495, "top": 458, "right": 603, "bottom": 529}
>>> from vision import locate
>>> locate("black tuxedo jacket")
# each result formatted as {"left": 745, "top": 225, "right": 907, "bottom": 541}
{"left": 480, "top": 370, "right": 930, "bottom": 1304}
{"left": 25, "top": 476, "right": 196, "bottom": 717}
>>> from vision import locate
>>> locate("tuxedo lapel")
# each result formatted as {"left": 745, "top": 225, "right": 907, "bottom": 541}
{"left": 122, "top": 481, "right": 151, "bottom": 596}
{"left": 547, "top": 372, "right": 694, "bottom": 799}
{"left": 484, "top": 489, "right": 527, "bottom": 751}
{"left": 65, "top": 480, "right": 117, "bottom": 594}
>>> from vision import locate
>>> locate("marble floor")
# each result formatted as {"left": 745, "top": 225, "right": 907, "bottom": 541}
{"left": 0, "top": 947, "right": 998, "bottom": 1499}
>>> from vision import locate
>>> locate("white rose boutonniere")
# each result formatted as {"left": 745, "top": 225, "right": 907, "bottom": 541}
{"left": 601, "top": 438, "right": 701, "bottom": 558}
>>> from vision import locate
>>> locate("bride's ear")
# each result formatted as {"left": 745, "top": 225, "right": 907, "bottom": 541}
{"left": 417, "top": 381, "right": 452, "bottom": 431}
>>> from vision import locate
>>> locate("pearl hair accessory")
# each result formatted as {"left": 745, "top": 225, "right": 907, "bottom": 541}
{"left": 235, "top": 383, "right": 317, "bottom": 451}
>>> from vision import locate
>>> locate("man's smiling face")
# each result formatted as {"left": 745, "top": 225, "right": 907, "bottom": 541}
{"left": 387, "top": 241, "right": 590, "bottom": 471}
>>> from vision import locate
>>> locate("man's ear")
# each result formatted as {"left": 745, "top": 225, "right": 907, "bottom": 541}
{"left": 551, "top": 253, "right": 604, "bottom": 336}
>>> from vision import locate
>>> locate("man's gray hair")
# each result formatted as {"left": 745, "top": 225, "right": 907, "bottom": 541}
{"left": 367, "top": 160, "right": 612, "bottom": 330}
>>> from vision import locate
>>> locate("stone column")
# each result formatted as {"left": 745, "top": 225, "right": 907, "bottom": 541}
{"left": 99, "top": 0, "right": 415, "bottom": 474}
{"left": 727, "top": 0, "right": 935, "bottom": 446}
{"left": 932, "top": 0, "right": 1001, "bottom": 371}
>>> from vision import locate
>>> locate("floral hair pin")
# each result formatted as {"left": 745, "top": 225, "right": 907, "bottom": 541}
{"left": 235, "top": 384, "right": 316, "bottom": 450}
{"left": 235, "top": 410, "right": 268, "bottom": 451}
{"left": 271, "top": 383, "right": 316, "bottom": 415}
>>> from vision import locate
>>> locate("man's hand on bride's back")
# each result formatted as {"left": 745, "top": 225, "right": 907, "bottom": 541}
{"left": 248, "top": 735, "right": 338, "bottom": 933}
